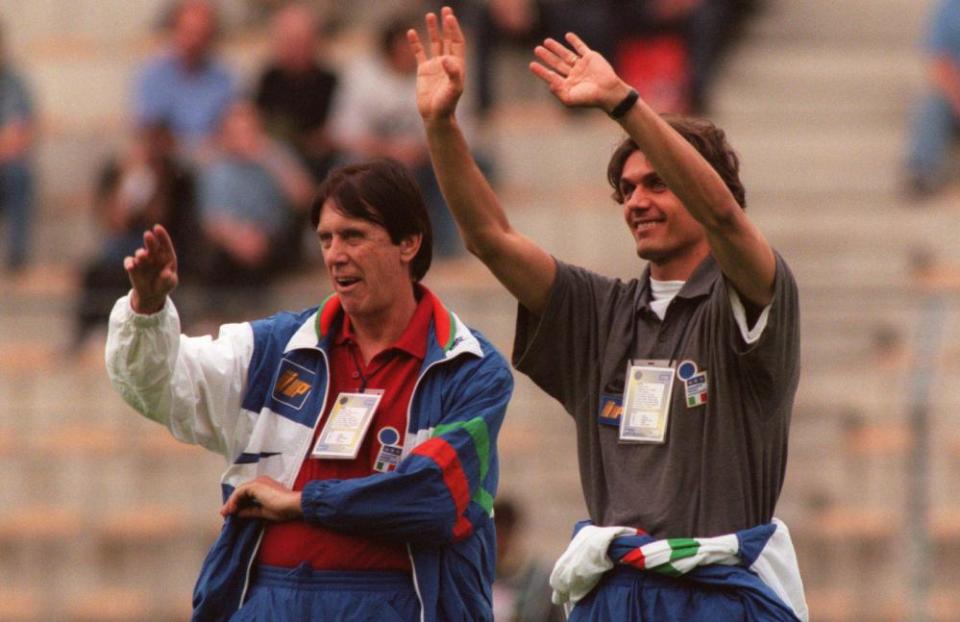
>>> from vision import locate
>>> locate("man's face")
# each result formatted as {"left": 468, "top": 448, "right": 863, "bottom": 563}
{"left": 221, "top": 103, "right": 263, "bottom": 157}
{"left": 317, "top": 201, "right": 419, "bottom": 321}
{"left": 174, "top": 4, "right": 215, "bottom": 64}
{"left": 271, "top": 8, "right": 317, "bottom": 72}
{"left": 387, "top": 35, "right": 417, "bottom": 75}
{"left": 618, "top": 150, "right": 708, "bottom": 271}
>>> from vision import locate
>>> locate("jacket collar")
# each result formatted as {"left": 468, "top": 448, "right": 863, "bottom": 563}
{"left": 283, "top": 284, "right": 483, "bottom": 362}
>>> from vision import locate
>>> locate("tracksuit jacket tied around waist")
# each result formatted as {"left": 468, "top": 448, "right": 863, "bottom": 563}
{"left": 105, "top": 287, "right": 514, "bottom": 622}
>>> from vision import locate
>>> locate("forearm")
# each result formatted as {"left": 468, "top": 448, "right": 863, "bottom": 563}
{"left": 425, "top": 116, "right": 555, "bottom": 312}
{"left": 303, "top": 360, "right": 511, "bottom": 544}
{"left": 424, "top": 117, "right": 508, "bottom": 255}
{"left": 105, "top": 295, "right": 253, "bottom": 456}
{"left": 615, "top": 89, "right": 741, "bottom": 227}
{"left": 106, "top": 295, "right": 183, "bottom": 424}
{"left": 301, "top": 467, "right": 463, "bottom": 544}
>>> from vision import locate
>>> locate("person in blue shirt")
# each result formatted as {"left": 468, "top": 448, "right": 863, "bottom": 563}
{"left": 133, "top": 0, "right": 235, "bottom": 161}
{"left": 0, "top": 21, "right": 36, "bottom": 272}
{"left": 905, "top": 0, "right": 960, "bottom": 198}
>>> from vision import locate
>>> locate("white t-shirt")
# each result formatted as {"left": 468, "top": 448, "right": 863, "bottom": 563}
{"left": 649, "top": 277, "right": 771, "bottom": 345}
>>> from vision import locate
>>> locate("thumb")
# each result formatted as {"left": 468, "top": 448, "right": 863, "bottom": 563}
{"left": 441, "top": 57, "right": 463, "bottom": 88}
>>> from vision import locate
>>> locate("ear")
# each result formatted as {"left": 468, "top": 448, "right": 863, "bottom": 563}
{"left": 398, "top": 234, "right": 422, "bottom": 265}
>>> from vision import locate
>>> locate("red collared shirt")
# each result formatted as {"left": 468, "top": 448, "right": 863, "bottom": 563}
{"left": 258, "top": 295, "right": 434, "bottom": 571}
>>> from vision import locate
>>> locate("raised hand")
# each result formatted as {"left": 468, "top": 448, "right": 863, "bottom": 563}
{"left": 529, "top": 33, "right": 630, "bottom": 113}
{"left": 124, "top": 224, "right": 179, "bottom": 314}
{"left": 408, "top": 7, "right": 467, "bottom": 122}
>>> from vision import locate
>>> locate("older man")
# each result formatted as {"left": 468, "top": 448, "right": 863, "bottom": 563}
{"left": 106, "top": 158, "right": 512, "bottom": 621}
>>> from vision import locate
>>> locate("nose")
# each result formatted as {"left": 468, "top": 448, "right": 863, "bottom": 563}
{"left": 323, "top": 236, "right": 348, "bottom": 265}
{"left": 625, "top": 186, "right": 651, "bottom": 210}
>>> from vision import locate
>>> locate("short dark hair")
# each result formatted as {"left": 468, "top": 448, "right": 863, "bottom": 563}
{"left": 607, "top": 115, "right": 746, "bottom": 209}
{"left": 310, "top": 159, "right": 433, "bottom": 281}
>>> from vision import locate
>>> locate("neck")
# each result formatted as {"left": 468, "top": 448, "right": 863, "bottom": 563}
{"left": 177, "top": 51, "right": 206, "bottom": 73}
{"left": 647, "top": 245, "right": 710, "bottom": 282}
{"left": 347, "top": 289, "right": 418, "bottom": 363}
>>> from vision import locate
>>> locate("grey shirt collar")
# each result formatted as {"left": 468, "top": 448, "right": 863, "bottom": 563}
{"left": 637, "top": 254, "right": 721, "bottom": 312}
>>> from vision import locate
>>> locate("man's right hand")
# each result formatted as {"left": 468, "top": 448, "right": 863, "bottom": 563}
{"left": 124, "top": 224, "right": 178, "bottom": 314}
{"left": 408, "top": 7, "right": 467, "bottom": 123}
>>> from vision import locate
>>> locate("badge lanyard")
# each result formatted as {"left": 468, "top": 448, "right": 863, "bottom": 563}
{"left": 311, "top": 345, "right": 391, "bottom": 460}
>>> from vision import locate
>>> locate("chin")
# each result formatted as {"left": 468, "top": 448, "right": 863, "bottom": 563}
{"left": 635, "top": 244, "right": 666, "bottom": 263}
{"left": 337, "top": 296, "right": 363, "bottom": 315}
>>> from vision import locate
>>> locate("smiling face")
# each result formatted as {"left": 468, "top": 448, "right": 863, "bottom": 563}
{"left": 618, "top": 150, "right": 709, "bottom": 280}
{"left": 317, "top": 200, "right": 420, "bottom": 323}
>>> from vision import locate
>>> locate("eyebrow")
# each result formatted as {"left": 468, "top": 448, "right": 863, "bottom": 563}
{"left": 317, "top": 224, "right": 370, "bottom": 238}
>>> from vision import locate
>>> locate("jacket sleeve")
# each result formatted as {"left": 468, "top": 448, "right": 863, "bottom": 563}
{"left": 300, "top": 350, "right": 513, "bottom": 545}
{"left": 104, "top": 294, "right": 255, "bottom": 459}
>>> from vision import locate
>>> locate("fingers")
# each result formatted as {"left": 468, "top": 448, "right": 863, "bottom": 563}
{"left": 153, "top": 223, "right": 174, "bottom": 254}
{"left": 441, "top": 6, "right": 465, "bottom": 57}
{"left": 143, "top": 230, "right": 158, "bottom": 255}
{"left": 221, "top": 482, "right": 258, "bottom": 517}
{"left": 534, "top": 45, "right": 571, "bottom": 77}
{"left": 441, "top": 57, "right": 464, "bottom": 87}
{"left": 564, "top": 32, "right": 592, "bottom": 57}
{"left": 220, "top": 490, "right": 238, "bottom": 516}
{"left": 407, "top": 29, "right": 427, "bottom": 64}
{"left": 529, "top": 61, "right": 563, "bottom": 91}
{"left": 412, "top": 7, "right": 465, "bottom": 63}
{"left": 543, "top": 37, "right": 578, "bottom": 66}
{"left": 426, "top": 12, "right": 442, "bottom": 57}
{"left": 125, "top": 225, "right": 173, "bottom": 277}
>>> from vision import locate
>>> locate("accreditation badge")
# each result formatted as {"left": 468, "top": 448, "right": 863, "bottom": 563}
{"left": 311, "top": 391, "right": 383, "bottom": 459}
{"left": 373, "top": 426, "right": 403, "bottom": 473}
{"left": 619, "top": 360, "right": 676, "bottom": 444}
{"left": 677, "top": 360, "right": 708, "bottom": 408}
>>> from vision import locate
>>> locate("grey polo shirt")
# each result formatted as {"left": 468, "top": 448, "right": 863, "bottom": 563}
{"left": 513, "top": 253, "right": 800, "bottom": 538}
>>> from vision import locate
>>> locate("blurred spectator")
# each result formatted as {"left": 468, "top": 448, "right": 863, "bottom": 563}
{"left": 254, "top": 2, "right": 340, "bottom": 183}
{"left": 459, "top": 0, "right": 543, "bottom": 117}
{"left": 198, "top": 100, "right": 314, "bottom": 293}
{"left": 442, "top": 0, "right": 614, "bottom": 117}
{"left": 611, "top": 0, "right": 756, "bottom": 114}
{"left": 611, "top": 0, "right": 700, "bottom": 114}
{"left": 685, "top": 0, "right": 742, "bottom": 114}
{"left": 905, "top": 0, "right": 960, "bottom": 198}
{"left": 133, "top": 0, "right": 235, "bottom": 162}
{"left": 493, "top": 498, "right": 564, "bottom": 622}
{"left": 0, "top": 22, "right": 36, "bottom": 272}
{"left": 330, "top": 14, "right": 463, "bottom": 258}
{"left": 72, "top": 124, "right": 198, "bottom": 351}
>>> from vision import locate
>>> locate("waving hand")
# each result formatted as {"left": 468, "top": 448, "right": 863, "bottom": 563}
{"left": 408, "top": 7, "right": 467, "bottom": 122}
{"left": 529, "top": 33, "right": 630, "bottom": 113}
{"left": 124, "top": 224, "right": 179, "bottom": 314}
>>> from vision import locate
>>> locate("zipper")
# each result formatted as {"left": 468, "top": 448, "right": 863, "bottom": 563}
{"left": 407, "top": 543, "right": 426, "bottom": 622}
{"left": 236, "top": 346, "right": 331, "bottom": 609}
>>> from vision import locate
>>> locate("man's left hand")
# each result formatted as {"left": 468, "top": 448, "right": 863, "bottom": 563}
{"left": 529, "top": 33, "right": 632, "bottom": 114}
{"left": 220, "top": 476, "right": 303, "bottom": 521}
